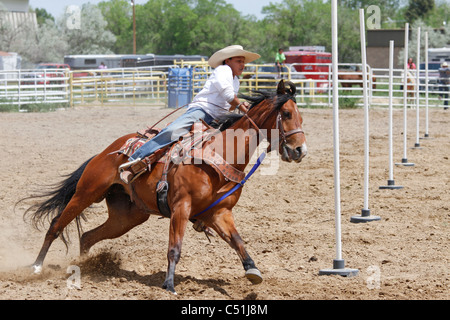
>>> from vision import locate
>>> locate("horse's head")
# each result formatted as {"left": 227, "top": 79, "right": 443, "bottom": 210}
{"left": 274, "top": 80, "right": 307, "bottom": 163}
{"left": 244, "top": 80, "right": 307, "bottom": 163}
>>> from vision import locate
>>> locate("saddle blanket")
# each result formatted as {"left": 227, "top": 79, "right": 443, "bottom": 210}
{"left": 120, "top": 137, "right": 147, "bottom": 158}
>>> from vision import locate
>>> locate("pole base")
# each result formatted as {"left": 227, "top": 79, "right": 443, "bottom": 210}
{"left": 420, "top": 133, "right": 430, "bottom": 139}
{"left": 350, "top": 209, "right": 381, "bottom": 223}
{"left": 379, "top": 180, "right": 404, "bottom": 190}
{"left": 411, "top": 143, "right": 423, "bottom": 149}
{"left": 395, "top": 158, "right": 414, "bottom": 166}
{"left": 319, "top": 259, "right": 359, "bottom": 277}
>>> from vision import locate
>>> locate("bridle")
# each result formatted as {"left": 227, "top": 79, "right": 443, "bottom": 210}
{"left": 276, "top": 113, "right": 305, "bottom": 146}
{"left": 243, "top": 100, "right": 305, "bottom": 148}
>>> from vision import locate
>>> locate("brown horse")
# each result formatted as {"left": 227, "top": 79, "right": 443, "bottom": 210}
{"left": 21, "top": 80, "right": 307, "bottom": 294}
{"left": 406, "top": 71, "right": 415, "bottom": 102}
{"left": 338, "top": 72, "right": 377, "bottom": 89}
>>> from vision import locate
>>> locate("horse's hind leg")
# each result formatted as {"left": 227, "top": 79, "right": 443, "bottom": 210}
{"left": 32, "top": 159, "right": 116, "bottom": 273}
{"left": 32, "top": 193, "right": 98, "bottom": 273}
{"left": 209, "top": 208, "right": 262, "bottom": 285}
{"left": 162, "top": 201, "right": 190, "bottom": 294}
{"left": 80, "top": 187, "right": 150, "bottom": 255}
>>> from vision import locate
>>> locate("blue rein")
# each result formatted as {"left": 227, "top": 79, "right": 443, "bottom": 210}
{"left": 193, "top": 151, "right": 266, "bottom": 219}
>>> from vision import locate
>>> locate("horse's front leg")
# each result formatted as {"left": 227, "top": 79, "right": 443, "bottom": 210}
{"left": 209, "top": 208, "right": 263, "bottom": 285}
{"left": 162, "top": 202, "right": 190, "bottom": 294}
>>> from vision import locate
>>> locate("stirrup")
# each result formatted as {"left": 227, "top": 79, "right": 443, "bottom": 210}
{"left": 118, "top": 158, "right": 142, "bottom": 172}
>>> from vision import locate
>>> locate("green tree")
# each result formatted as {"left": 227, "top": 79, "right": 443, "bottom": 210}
{"left": 261, "top": 0, "right": 360, "bottom": 63}
{"left": 422, "top": 0, "right": 450, "bottom": 28}
{"left": 405, "top": 0, "right": 435, "bottom": 23}
{"left": 134, "top": 0, "right": 169, "bottom": 54}
{"left": 132, "top": 0, "right": 255, "bottom": 56}
{"left": 34, "top": 8, "right": 55, "bottom": 26}
{"left": 190, "top": 0, "right": 255, "bottom": 55}
{"left": 98, "top": 0, "right": 132, "bottom": 54}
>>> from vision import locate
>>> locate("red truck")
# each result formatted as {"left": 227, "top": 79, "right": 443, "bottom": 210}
{"left": 21, "top": 63, "right": 71, "bottom": 85}
{"left": 284, "top": 48, "right": 332, "bottom": 90}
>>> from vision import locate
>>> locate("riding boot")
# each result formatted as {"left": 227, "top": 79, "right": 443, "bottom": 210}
{"left": 119, "top": 159, "right": 147, "bottom": 184}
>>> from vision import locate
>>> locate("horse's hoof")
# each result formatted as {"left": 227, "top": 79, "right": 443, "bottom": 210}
{"left": 32, "top": 264, "right": 42, "bottom": 274}
{"left": 162, "top": 282, "right": 177, "bottom": 295}
{"left": 164, "top": 287, "right": 177, "bottom": 295}
{"left": 245, "top": 268, "right": 263, "bottom": 285}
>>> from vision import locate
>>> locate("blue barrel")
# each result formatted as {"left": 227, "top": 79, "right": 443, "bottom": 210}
{"left": 168, "top": 67, "right": 193, "bottom": 108}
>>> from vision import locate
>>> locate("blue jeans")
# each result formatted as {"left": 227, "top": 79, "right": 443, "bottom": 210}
{"left": 129, "top": 107, "right": 213, "bottom": 161}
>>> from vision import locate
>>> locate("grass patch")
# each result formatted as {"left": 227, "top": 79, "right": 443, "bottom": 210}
{"left": 0, "top": 99, "right": 68, "bottom": 112}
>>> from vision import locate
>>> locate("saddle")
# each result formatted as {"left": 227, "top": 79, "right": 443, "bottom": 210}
{"left": 117, "top": 115, "right": 246, "bottom": 187}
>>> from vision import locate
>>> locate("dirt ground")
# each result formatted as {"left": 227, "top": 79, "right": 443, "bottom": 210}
{"left": 0, "top": 103, "right": 448, "bottom": 301}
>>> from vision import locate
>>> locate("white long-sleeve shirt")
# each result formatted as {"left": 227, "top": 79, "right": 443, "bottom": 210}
{"left": 188, "top": 64, "right": 239, "bottom": 120}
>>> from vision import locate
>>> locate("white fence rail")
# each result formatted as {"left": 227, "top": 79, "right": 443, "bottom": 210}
{"left": 0, "top": 69, "right": 70, "bottom": 109}
{"left": 1, "top": 64, "right": 448, "bottom": 110}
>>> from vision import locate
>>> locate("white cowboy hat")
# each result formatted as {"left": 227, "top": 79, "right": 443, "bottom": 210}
{"left": 442, "top": 62, "right": 448, "bottom": 67}
{"left": 208, "top": 45, "right": 260, "bottom": 68}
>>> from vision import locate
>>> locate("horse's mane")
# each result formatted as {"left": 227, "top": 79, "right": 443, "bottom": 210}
{"left": 217, "top": 81, "right": 297, "bottom": 131}
{"left": 240, "top": 80, "right": 297, "bottom": 112}
{"left": 237, "top": 81, "right": 297, "bottom": 128}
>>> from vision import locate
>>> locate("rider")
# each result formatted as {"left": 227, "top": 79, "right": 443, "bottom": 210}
{"left": 119, "top": 45, "right": 260, "bottom": 183}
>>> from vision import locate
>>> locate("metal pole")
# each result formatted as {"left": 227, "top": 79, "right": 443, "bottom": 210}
{"left": 424, "top": 31, "right": 429, "bottom": 138}
{"left": 397, "top": 23, "right": 414, "bottom": 166}
{"left": 362, "top": 14, "right": 369, "bottom": 212}
{"left": 351, "top": 8, "right": 380, "bottom": 223}
{"left": 388, "top": 41, "right": 394, "bottom": 181}
{"left": 319, "top": 1, "right": 358, "bottom": 276}
{"left": 332, "top": 0, "right": 341, "bottom": 262}
{"left": 414, "top": 27, "right": 421, "bottom": 148}
{"left": 380, "top": 41, "right": 403, "bottom": 190}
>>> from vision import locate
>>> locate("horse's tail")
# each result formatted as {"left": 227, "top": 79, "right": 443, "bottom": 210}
{"left": 18, "top": 156, "right": 96, "bottom": 248}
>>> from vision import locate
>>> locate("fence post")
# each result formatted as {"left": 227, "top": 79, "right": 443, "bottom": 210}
{"left": 18, "top": 70, "right": 21, "bottom": 110}
{"left": 369, "top": 66, "right": 373, "bottom": 105}
{"left": 66, "top": 69, "right": 73, "bottom": 108}
{"left": 43, "top": 69, "right": 47, "bottom": 103}
{"left": 133, "top": 70, "right": 136, "bottom": 105}
{"left": 328, "top": 64, "right": 332, "bottom": 106}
